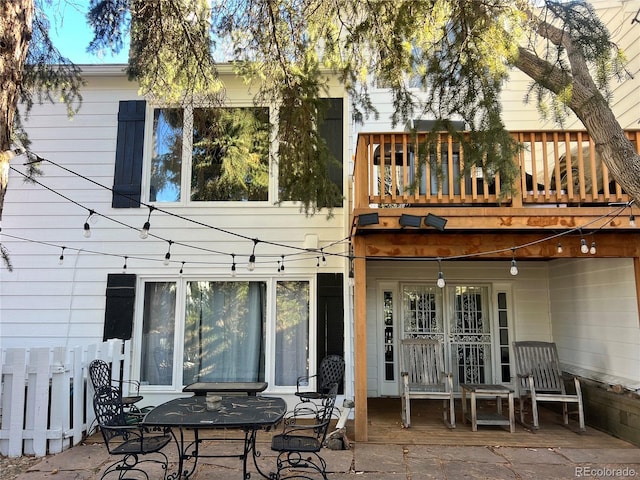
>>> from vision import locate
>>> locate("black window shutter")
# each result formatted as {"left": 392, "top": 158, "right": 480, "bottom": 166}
{"left": 112, "top": 100, "right": 146, "bottom": 208}
{"left": 318, "top": 98, "right": 344, "bottom": 205}
{"left": 317, "top": 273, "right": 344, "bottom": 393}
{"left": 103, "top": 273, "right": 136, "bottom": 341}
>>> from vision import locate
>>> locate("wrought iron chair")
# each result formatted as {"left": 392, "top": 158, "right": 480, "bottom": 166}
{"left": 271, "top": 383, "right": 338, "bottom": 480}
{"left": 295, "top": 355, "right": 345, "bottom": 402}
{"left": 89, "top": 359, "right": 146, "bottom": 422}
{"left": 93, "top": 386, "right": 171, "bottom": 480}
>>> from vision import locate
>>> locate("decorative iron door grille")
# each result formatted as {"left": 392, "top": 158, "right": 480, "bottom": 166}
{"left": 448, "top": 286, "right": 492, "bottom": 388}
{"left": 401, "top": 284, "right": 493, "bottom": 391}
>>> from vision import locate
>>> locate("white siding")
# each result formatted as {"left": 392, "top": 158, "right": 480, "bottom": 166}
{"left": 548, "top": 258, "right": 640, "bottom": 388}
{"left": 1, "top": 68, "right": 349, "bottom": 350}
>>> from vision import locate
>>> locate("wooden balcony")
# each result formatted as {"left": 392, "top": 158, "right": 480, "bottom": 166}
{"left": 352, "top": 130, "right": 640, "bottom": 232}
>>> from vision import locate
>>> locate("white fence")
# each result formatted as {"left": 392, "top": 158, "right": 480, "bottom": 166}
{"left": 0, "top": 339, "right": 133, "bottom": 457}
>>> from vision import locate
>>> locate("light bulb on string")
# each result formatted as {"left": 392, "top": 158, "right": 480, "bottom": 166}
{"left": 630, "top": 214, "right": 636, "bottom": 228}
{"left": 140, "top": 206, "right": 154, "bottom": 239}
{"left": 509, "top": 249, "right": 519, "bottom": 276}
{"left": 436, "top": 258, "right": 445, "bottom": 288}
{"left": 510, "top": 259, "right": 519, "bottom": 276}
{"left": 163, "top": 240, "right": 173, "bottom": 266}
{"left": 179, "top": 261, "right": 185, "bottom": 276}
{"left": 122, "top": 256, "right": 128, "bottom": 273}
{"left": 58, "top": 246, "right": 66, "bottom": 265}
{"left": 590, "top": 241, "right": 596, "bottom": 255}
{"left": 247, "top": 239, "right": 258, "bottom": 271}
{"left": 320, "top": 249, "right": 327, "bottom": 267}
{"left": 316, "top": 257, "right": 320, "bottom": 269}
{"left": 231, "top": 254, "right": 237, "bottom": 277}
{"left": 557, "top": 242, "right": 563, "bottom": 254}
{"left": 580, "top": 238, "right": 589, "bottom": 254}
{"left": 279, "top": 255, "right": 285, "bottom": 275}
{"left": 83, "top": 210, "right": 94, "bottom": 238}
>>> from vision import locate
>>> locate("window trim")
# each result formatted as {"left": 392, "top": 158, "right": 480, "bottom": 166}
{"left": 141, "top": 103, "right": 275, "bottom": 206}
{"left": 132, "top": 274, "right": 317, "bottom": 394}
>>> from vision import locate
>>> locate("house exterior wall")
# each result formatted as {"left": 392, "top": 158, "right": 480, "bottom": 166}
{"left": 501, "top": 0, "right": 639, "bottom": 131}
{"left": 364, "top": 260, "right": 553, "bottom": 397}
{"left": 548, "top": 258, "right": 640, "bottom": 389}
{"left": 1, "top": 66, "right": 351, "bottom": 404}
{"left": 351, "top": 1, "right": 640, "bottom": 404}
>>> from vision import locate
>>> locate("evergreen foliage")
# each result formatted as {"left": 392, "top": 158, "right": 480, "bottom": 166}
{"left": 1, "top": 0, "right": 637, "bottom": 222}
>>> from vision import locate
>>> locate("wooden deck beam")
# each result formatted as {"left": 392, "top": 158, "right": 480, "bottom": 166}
{"left": 355, "top": 231, "right": 640, "bottom": 259}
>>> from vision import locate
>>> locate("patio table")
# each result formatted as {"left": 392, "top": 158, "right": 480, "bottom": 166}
{"left": 141, "top": 395, "right": 286, "bottom": 479}
{"left": 460, "top": 383, "right": 515, "bottom": 433}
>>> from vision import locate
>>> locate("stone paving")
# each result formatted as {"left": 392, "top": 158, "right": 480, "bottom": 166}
{"left": 12, "top": 437, "right": 640, "bottom": 479}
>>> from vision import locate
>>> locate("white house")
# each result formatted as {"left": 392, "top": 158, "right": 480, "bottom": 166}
{"left": 1, "top": 0, "right": 640, "bottom": 448}
{"left": 1, "top": 65, "right": 352, "bottom": 410}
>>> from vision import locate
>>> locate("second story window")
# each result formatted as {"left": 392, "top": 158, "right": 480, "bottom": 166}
{"left": 149, "top": 106, "right": 270, "bottom": 203}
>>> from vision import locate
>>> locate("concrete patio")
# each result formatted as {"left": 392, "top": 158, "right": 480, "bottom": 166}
{"left": 11, "top": 399, "right": 640, "bottom": 479}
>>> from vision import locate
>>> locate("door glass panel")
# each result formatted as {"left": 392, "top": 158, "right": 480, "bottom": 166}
{"left": 383, "top": 291, "right": 394, "bottom": 381}
{"left": 449, "top": 286, "right": 492, "bottom": 386}
{"left": 141, "top": 282, "right": 177, "bottom": 386}
{"left": 275, "top": 281, "right": 310, "bottom": 386}
{"left": 402, "top": 285, "right": 444, "bottom": 343}
{"left": 497, "top": 292, "right": 511, "bottom": 382}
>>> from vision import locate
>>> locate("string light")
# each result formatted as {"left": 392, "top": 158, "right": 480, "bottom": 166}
{"left": 14, "top": 156, "right": 631, "bottom": 272}
{"left": 590, "top": 241, "right": 597, "bottom": 255}
{"left": 580, "top": 238, "right": 589, "bottom": 254}
{"left": 321, "top": 249, "right": 327, "bottom": 267}
{"left": 316, "top": 257, "right": 320, "bottom": 269}
{"left": 83, "top": 210, "right": 94, "bottom": 238}
{"left": 179, "top": 261, "right": 185, "bottom": 275}
{"left": 247, "top": 239, "right": 259, "bottom": 271}
{"left": 510, "top": 249, "right": 519, "bottom": 276}
{"left": 140, "top": 206, "right": 154, "bottom": 239}
{"left": 278, "top": 254, "right": 285, "bottom": 274}
{"left": 231, "top": 254, "right": 237, "bottom": 277}
{"left": 122, "top": 256, "right": 128, "bottom": 273}
{"left": 8, "top": 152, "right": 636, "bottom": 275}
{"left": 58, "top": 246, "right": 66, "bottom": 265}
{"left": 630, "top": 213, "right": 636, "bottom": 228}
{"left": 436, "top": 258, "right": 446, "bottom": 288}
{"left": 163, "top": 240, "right": 173, "bottom": 266}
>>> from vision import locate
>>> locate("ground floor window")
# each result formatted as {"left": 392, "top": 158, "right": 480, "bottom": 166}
{"left": 138, "top": 278, "right": 311, "bottom": 390}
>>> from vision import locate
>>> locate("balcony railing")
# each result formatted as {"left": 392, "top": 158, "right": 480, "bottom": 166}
{"left": 353, "top": 130, "right": 639, "bottom": 209}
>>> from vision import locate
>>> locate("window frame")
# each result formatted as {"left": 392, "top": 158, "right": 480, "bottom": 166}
{"left": 132, "top": 274, "right": 317, "bottom": 394}
{"left": 141, "top": 103, "right": 275, "bottom": 206}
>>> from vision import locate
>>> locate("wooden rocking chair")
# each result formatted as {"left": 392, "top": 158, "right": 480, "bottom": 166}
{"left": 400, "top": 338, "right": 455, "bottom": 428}
{"left": 512, "top": 341, "right": 585, "bottom": 432}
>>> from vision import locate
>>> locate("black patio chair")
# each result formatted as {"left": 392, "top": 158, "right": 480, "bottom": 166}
{"left": 89, "top": 359, "right": 146, "bottom": 422}
{"left": 271, "top": 383, "right": 338, "bottom": 480}
{"left": 295, "top": 355, "right": 344, "bottom": 402}
{"left": 93, "top": 386, "right": 171, "bottom": 480}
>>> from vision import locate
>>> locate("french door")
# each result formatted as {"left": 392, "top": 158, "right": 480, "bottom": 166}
{"left": 400, "top": 284, "right": 494, "bottom": 390}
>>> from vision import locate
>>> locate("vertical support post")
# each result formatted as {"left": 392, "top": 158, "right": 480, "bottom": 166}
{"left": 353, "top": 236, "right": 368, "bottom": 442}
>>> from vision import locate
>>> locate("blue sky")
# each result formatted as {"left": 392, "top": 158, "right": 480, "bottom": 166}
{"left": 45, "top": 1, "right": 129, "bottom": 64}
